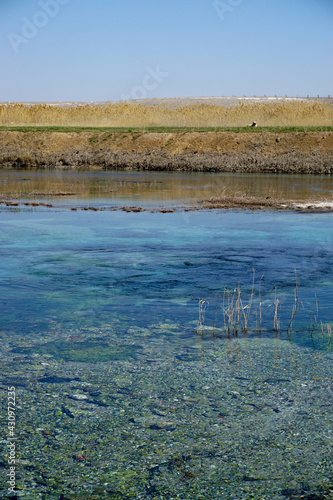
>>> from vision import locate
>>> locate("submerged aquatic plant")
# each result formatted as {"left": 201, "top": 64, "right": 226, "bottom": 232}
{"left": 287, "top": 268, "right": 299, "bottom": 335}
{"left": 197, "top": 299, "right": 209, "bottom": 333}
{"left": 196, "top": 270, "right": 332, "bottom": 348}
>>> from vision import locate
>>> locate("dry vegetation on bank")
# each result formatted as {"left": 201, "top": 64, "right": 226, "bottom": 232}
{"left": 0, "top": 129, "right": 332, "bottom": 174}
{"left": 1, "top": 100, "right": 333, "bottom": 128}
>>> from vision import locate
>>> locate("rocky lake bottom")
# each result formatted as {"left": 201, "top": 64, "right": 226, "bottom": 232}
{"left": 1, "top": 326, "right": 332, "bottom": 499}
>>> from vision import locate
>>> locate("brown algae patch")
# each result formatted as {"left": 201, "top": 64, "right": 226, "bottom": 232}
{"left": 1, "top": 196, "right": 333, "bottom": 213}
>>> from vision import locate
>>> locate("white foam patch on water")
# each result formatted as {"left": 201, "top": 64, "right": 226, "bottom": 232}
{"left": 293, "top": 201, "right": 333, "bottom": 209}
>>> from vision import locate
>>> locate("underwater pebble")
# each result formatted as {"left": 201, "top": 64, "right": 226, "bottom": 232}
{"left": 69, "top": 394, "right": 88, "bottom": 400}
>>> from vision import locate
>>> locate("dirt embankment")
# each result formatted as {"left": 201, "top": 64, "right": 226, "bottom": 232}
{"left": 0, "top": 130, "right": 332, "bottom": 173}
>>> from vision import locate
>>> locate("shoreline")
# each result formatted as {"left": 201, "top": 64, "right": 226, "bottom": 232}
{"left": 1, "top": 197, "right": 333, "bottom": 213}
{"left": 0, "top": 130, "right": 332, "bottom": 174}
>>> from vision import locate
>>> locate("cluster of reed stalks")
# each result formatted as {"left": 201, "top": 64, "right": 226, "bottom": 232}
{"left": 197, "top": 270, "right": 332, "bottom": 346}
{"left": 0, "top": 100, "right": 332, "bottom": 127}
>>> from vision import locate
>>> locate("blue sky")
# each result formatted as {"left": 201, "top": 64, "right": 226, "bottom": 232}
{"left": 1, "top": 0, "right": 332, "bottom": 101}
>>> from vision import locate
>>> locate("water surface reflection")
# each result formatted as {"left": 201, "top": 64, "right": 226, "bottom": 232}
{"left": 0, "top": 168, "right": 332, "bottom": 207}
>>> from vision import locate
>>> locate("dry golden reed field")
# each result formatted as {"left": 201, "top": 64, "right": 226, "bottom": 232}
{"left": 0, "top": 100, "right": 333, "bottom": 128}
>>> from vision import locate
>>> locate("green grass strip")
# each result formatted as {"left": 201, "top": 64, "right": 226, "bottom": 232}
{"left": 0, "top": 125, "right": 332, "bottom": 134}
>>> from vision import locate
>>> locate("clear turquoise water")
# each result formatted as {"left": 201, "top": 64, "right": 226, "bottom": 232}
{"left": 1, "top": 187, "right": 333, "bottom": 499}
{"left": 0, "top": 207, "right": 332, "bottom": 348}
